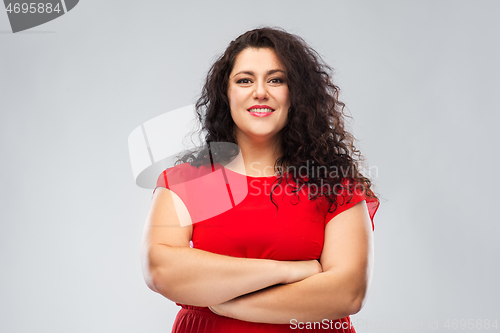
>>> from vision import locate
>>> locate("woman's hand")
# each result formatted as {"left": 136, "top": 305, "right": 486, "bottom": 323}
{"left": 208, "top": 260, "right": 322, "bottom": 318}
{"left": 281, "top": 259, "right": 323, "bottom": 284}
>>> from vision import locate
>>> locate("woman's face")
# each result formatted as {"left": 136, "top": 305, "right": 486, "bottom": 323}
{"left": 227, "top": 47, "right": 290, "bottom": 146}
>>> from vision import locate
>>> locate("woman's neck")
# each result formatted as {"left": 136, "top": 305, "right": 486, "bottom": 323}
{"left": 232, "top": 133, "right": 283, "bottom": 177}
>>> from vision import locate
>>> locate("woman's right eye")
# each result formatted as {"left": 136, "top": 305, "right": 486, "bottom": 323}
{"left": 236, "top": 78, "right": 251, "bottom": 84}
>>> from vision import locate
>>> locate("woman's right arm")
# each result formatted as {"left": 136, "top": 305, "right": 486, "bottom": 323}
{"left": 141, "top": 187, "right": 321, "bottom": 307}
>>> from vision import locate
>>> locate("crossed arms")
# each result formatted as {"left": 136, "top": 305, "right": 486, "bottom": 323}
{"left": 141, "top": 187, "right": 373, "bottom": 324}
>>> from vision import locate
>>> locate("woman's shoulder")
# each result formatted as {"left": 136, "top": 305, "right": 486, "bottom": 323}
{"left": 333, "top": 177, "right": 380, "bottom": 229}
{"left": 160, "top": 162, "right": 214, "bottom": 185}
{"left": 163, "top": 162, "right": 209, "bottom": 176}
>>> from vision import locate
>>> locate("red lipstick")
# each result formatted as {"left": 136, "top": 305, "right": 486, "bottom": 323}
{"left": 247, "top": 105, "right": 275, "bottom": 111}
{"left": 247, "top": 105, "right": 275, "bottom": 117}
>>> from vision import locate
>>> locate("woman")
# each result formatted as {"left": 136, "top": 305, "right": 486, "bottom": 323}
{"left": 141, "top": 27, "right": 380, "bottom": 332}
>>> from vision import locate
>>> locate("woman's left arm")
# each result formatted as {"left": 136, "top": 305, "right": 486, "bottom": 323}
{"left": 209, "top": 200, "right": 374, "bottom": 324}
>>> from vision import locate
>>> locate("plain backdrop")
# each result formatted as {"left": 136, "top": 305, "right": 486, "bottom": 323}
{"left": 1, "top": 1, "right": 499, "bottom": 332}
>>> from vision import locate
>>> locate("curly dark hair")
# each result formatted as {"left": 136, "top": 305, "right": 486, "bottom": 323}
{"left": 177, "top": 26, "right": 379, "bottom": 213}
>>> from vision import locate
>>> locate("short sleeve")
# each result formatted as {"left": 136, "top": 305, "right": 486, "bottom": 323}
{"left": 151, "top": 165, "right": 184, "bottom": 197}
{"left": 325, "top": 179, "right": 380, "bottom": 231}
{"left": 150, "top": 163, "right": 247, "bottom": 225}
{"left": 152, "top": 169, "right": 170, "bottom": 194}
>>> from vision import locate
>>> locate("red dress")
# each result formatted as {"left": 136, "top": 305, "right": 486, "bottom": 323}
{"left": 154, "top": 162, "right": 379, "bottom": 332}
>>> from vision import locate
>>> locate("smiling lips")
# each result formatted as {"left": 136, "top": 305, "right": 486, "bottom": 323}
{"left": 247, "top": 105, "right": 275, "bottom": 117}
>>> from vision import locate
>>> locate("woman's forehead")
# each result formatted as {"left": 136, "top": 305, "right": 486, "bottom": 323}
{"left": 231, "top": 48, "right": 285, "bottom": 74}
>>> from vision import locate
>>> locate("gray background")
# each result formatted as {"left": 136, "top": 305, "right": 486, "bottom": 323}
{"left": 1, "top": 1, "right": 499, "bottom": 332}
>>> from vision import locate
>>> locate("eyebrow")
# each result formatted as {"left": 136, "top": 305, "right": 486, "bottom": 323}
{"left": 232, "top": 69, "right": 285, "bottom": 77}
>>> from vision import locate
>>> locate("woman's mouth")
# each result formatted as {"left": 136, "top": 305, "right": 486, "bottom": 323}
{"left": 247, "top": 106, "right": 275, "bottom": 117}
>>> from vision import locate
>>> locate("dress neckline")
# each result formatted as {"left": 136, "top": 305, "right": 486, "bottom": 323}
{"left": 221, "top": 165, "right": 281, "bottom": 179}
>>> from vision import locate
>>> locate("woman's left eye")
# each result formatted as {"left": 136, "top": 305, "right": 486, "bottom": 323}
{"left": 269, "top": 78, "right": 284, "bottom": 84}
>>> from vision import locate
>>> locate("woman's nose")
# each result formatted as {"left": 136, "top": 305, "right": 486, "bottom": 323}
{"left": 253, "top": 81, "right": 269, "bottom": 100}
